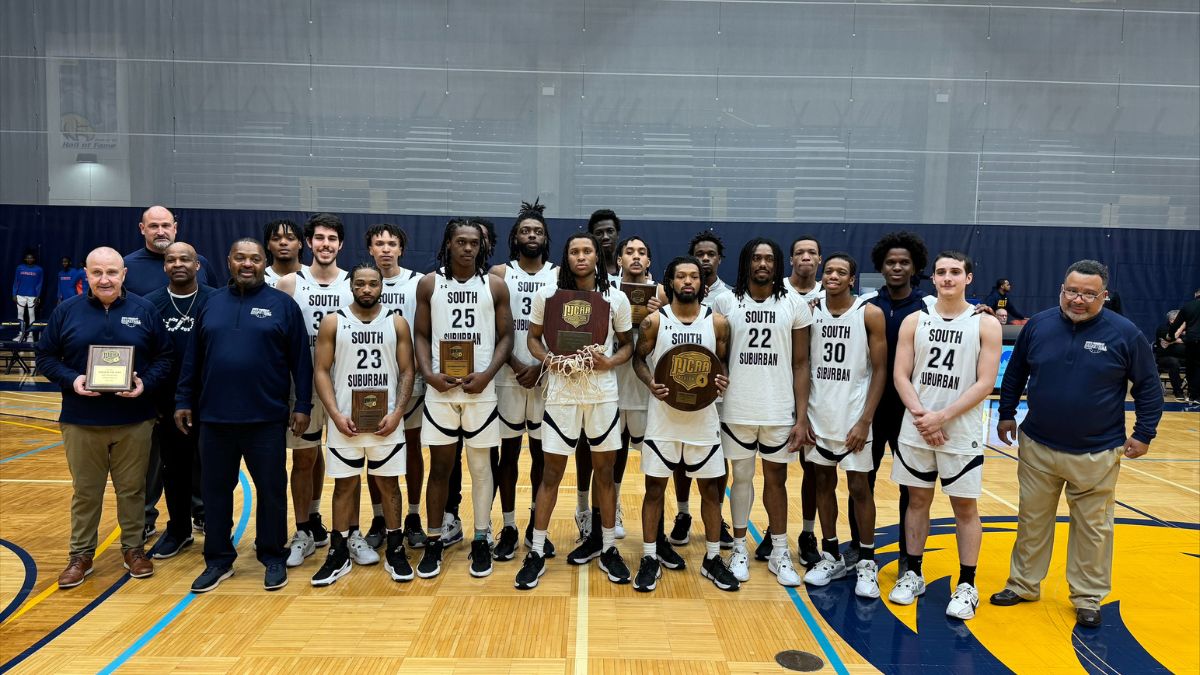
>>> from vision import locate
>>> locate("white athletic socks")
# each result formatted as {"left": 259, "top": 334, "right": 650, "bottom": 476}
{"left": 802, "top": 519, "right": 815, "bottom": 534}
{"left": 503, "top": 511, "right": 516, "bottom": 528}
{"left": 310, "top": 500, "right": 321, "bottom": 515}
{"left": 705, "top": 541, "right": 721, "bottom": 559}
{"left": 577, "top": 490, "right": 590, "bottom": 514}
{"left": 602, "top": 527, "right": 616, "bottom": 551}
{"left": 678, "top": 501, "right": 691, "bottom": 515}
{"left": 408, "top": 503, "right": 419, "bottom": 516}
{"left": 733, "top": 536, "right": 747, "bottom": 551}
{"left": 532, "top": 529, "right": 548, "bottom": 556}
{"left": 372, "top": 504, "right": 384, "bottom": 518}
{"left": 770, "top": 533, "right": 788, "bottom": 554}
{"left": 643, "top": 542, "right": 656, "bottom": 557}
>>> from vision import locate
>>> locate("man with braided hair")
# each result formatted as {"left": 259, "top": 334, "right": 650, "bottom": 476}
{"left": 515, "top": 233, "right": 635, "bottom": 589}
{"left": 414, "top": 219, "right": 513, "bottom": 580}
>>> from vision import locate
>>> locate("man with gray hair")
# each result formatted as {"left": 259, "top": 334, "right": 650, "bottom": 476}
{"left": 990, "top": 259, "right": 1162, "bottom": 628}
{"left": 123, "top": 205, "right": 222, "bottom": 297}
{"left": 35, "top": 247, "right": 174, "bottom": 587}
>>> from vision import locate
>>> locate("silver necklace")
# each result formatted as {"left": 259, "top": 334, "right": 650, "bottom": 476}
{"left": 166, "top": 290, "right": 198, "bottom": 332}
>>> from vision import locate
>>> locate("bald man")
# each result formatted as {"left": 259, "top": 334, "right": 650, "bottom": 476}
{"left": 143, "top": 243, "right": 215, "bottom": 559}
{"left": 36, "top": 247, "right": 174, "bottom": 588}
{"left": 123, "top": 206, "right": 222, "bottom": 297}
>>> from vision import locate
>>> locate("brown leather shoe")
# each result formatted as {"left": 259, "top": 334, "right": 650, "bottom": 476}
{"left": 58, "top": 554, "right": 94, "bottom": 588}
{"left": 123, "top": 548, "right": 154, "bottom": 578}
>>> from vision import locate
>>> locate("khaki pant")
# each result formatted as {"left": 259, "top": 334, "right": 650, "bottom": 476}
{"left": 62, "top": 420, "right": 155, "bottom": 555}
{"left": 1004, "top": 431, "right": 1121, "bottom": 610}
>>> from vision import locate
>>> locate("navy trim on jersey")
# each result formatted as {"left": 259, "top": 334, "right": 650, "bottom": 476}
{"left": 329, "top": 447, "right": 366, "bottom": 469}
{"left": 891, "top": 446, "right": 939, "bottom": 482}
{"left": 940, "top": 455, "right": 984, "bottom": 487}
{"left": 367, "top": 443, "right": 405, "bottom": 471}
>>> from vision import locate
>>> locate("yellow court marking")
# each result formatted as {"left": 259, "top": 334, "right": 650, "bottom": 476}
{"left": 0, "top": 526, "right": 123, "bottom": 625}
{"left": 0, "top": 419, "right": 63, "bottom": 435}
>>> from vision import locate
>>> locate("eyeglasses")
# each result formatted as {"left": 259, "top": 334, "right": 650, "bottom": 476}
{"left": 1061, "top": 287, "right": 1102, "bottom": 303}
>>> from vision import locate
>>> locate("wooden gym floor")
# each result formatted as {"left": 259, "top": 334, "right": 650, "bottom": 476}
{"left": 0, "top": 384, "right": 1196, "bottom": 674}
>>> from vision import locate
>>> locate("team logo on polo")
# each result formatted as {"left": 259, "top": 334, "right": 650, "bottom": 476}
{"left": 563, "top": 300, "right": 591, "bottom": 328}
{"left": 101, "top": 349, "right": 121, "bottom": 364}
{"left": 121, "top": 316, "right": 141, "bottom": 327}
{"left": 251, "top": 307, "right": 273, "bottom": 318}
{"left": 1084, "top": 340, "right": 1108, "bottom": 354}
{"left": 670, "top": 352, "right": 710, "bottom": 390}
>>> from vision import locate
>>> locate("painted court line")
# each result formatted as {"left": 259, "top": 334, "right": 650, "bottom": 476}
{"left": 574, "top": 561, "right": 589, "bottom": 675}
{"left": 97, "top": 471, "right": 253, "bottom": 674}
{"left": 0, "top": 526, "right": 122, "bottom": 626}
{"left": 0, "top": 441, "right": 63, "bottom": 465}
{"left": 0, "top": 419, "right": 62, "bottom": 435}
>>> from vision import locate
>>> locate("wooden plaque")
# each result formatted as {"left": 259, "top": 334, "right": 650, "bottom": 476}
{"left": 352, "top": 389, "right": 388, "bottom": 431}
{"left": 439, "top": 340, "right": 475, "bottom": 378}
{"left": 542, "top": 290, "right": 610, "bottom": 355}
{"left": 622, "top": 282, "right": 656, "bottom": 327}
{"left": 653, "top": 343, "right": 725, "bottom": 412}
{"left": 85, "top": 345, "right": 134, "bottom": 392}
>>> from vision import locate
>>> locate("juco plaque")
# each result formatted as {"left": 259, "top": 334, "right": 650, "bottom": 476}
{"left": 653, "top": 343, "right": 724, "bottom": 412}
{"left": 621, "top": 282, "right": 656, "bottom": 326}
{"left": 543, "top": 290, "right": 610, "bottom": 355}
{"left": 85, "top": 345, "right": 134, "bottom": 392}
{"left": 352, "top": 389, "right": 388, "bottom": 431}
{"left": 439, "top": 340, "right": 475, "bottom": 378}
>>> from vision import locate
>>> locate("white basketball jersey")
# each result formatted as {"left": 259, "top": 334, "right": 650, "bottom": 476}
{"left": 898, "top": 305, "right": 984, "bottom": 455}
{"left": 497, "top": 260, "right": 558, "bottom": 387}
{"left": 265, "top": 267, "right": 281, "bottom": 288}
{"left": 293, "top": 266, "right": 353, "bottom": 355}
{"left": 382, "top": 268, "right": 424, "bottom": 396}
{"left": 530, "top": 284, "right": 633, "bottom": 405}
{"left": 808, "top": 297, "right": 873, "bottom": 444}
{"left": 787, "top": 281, "right": 825, "bottom": 304}
{"left": 617, "top": 278, "right": 653, "bottom": 411}
{"left": 326, "top": 308, "right": 405, "bottom": 448}
{"left": 645, "top": 305, "right": 720, "bottom": 445}
{"left": 716, "top": 291, "right": 813, "bottom": 426}
{"left": 702, "top": 277, "right": 731, "bottom": 308}
{"left": 428, "top": 272, "right": 497, "bottom": 403}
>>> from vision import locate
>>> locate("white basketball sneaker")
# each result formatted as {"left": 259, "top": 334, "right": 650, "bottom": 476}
{"left": 347, "top": 530, "right": 380, "bottom": 565}
{"left": 728, "top": 543, "right": 750, "bottom": 582}
{"left": 888, "top": 570, "right": 927, "bottom": 605}
{"left": 946, "top": 583, "right": 979, "bottom": 620}
{"left": 854, "top": 560, "right": 880, "bottom": 599}
{"left": 768, "top": 550, "right": 802, "bottom": 587}
{"left": 802, "top": 551, "right": 847, "bottom": 586}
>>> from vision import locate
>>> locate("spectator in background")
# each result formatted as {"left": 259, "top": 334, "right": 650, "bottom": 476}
{"left": 12, "top": 249, "right": 44, "bottom": 343}
{"left": 1103, "top": 289, "right": 1123, "bottom": 316}
{"left": 56, "top": 257, "right": 85, "bottom": 305}
{"left": 983, "top": 278, "right": 1025, "bottom": 321}
{"left": 1168, "top": 288, "right": 1200, "bottom": 404}
{"left": 1156, "top": 310, "right": 1187, "bottom": 402}
{"left": 996, "top": 308, "right": 1009, "bottom": 325}
{"left": 123, "top": 205, "right": 222, "bottom": 296}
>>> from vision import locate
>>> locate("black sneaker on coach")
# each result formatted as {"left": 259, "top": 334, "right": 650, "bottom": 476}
{"left": 797, "top": 531, "right": 821, "bottom": 569}
{"left": 719, "top": 521, "right": 734, "bottom": 550}
{"left": 264, "top": 562, "right": 288, "bottom": 590}
{"left": 384, "top": 530, "right": 414, "bottom": 582}
{"left": 755, "top": 530, "right": 774, "bottom": 561}
{"left": 404, "top": 513, "right": 428, "bottom": 549}
{"left": 311, "top": 532, "right": 352, "bottom": 587}
{"left": 469, "top": 538, "right": 494, "bottom": 578}
{"left": 633, "top": 555, "right": 662, "bottom": 592}
{"left": 364, "top": 515, "right": 387, "bottom": 549}
{"left": 656, "top": 537, "right": 686, "bottom": 570}
{"left": 700, "top": 555, "right": 741, "bottom": 592}
{"left": 190, "top": 565, "right": 233, "bottom": 593}
{"left": 149, "top": 532, "right": 194, "bottom": 559}
{"left": 514, "top": 552, "right": 546, "bottom": 590}
{"left": 668, "top": 512, "right": 692, "bottom": 545}
{"left": 598, "top": 546, "right": 631, "bottom": 584}
{"left": 492, "top": 525, "right": 519, "bottom": 561}
{"left": 308, "top": 513, "right": 330, "bottom": 548}
{"left": 417, "top": 539, "right": 444, "bottom": 578}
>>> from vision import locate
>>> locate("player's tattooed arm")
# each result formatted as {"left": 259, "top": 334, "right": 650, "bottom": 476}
{"left": 633, "top": 313, "right": 668, "bottom": 399}
{"left": 712, "top": 313, "right": 730, "bottom": 394}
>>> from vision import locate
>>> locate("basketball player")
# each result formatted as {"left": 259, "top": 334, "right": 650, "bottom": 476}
{"left": 489, "top": 201, "right": 557, "bottom": 561}
{"left": 889, "top": 251, "right": 1001, "bottom": 620}
{"left": 275, "top": 213, "right": 351, "bottom": 568}
{"left": 664, "top": 231, "right": 734, "bottom": 549}
{"left": 311, "top": 264, "right": 416, "bottom": 586}
{"left": 263, "top": 219, "right": 304, "bottom": 288}
{"left": 366, "top": 223, "right": 429, "bottom": 551}
{"left": 787, "top": 235, "right": 825, "bottom": 302}
{"left": 801, "top": 254, "right": 888, "bottom": 599}
{"left": 633, "top": 256, "right": 738, "bottom": 592}
{"left": 414, "top": 219, "right": 513, "bottom": 579}
{"left": 587, "top": 209, "right": 622, "bottom": 282}
{"left": 712, "top": 238, "right": 812, "bottom": 587}
{"left": 514, "top": 233, "right": 635, "bottom": 590}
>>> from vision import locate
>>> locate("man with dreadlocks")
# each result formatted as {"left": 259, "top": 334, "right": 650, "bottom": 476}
{"left": 414, "top": 219, "right": 514, "bottom": 580}
{"left": 711, "top": 238, "right": 812, "bottom": 587}
{"left": 662, "top": 230, "right": 735, "bottom": 550}
{"left": 633, "top": 255, "right": 735, "bottom": 592}
{"left": 515, "top": 233, "right": 635, "bottom": 590}
{"left": 488, "top": 200, "right": 558, "bottom": 562}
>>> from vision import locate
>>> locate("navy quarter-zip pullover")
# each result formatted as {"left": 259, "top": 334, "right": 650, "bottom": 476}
{"left": 999, "top": 307, "right": 1161, "bottom": 453}
{"left": 35, "top": 292, "right": 174, "bottom": 426}
{"left": 175, "top": 281, "right": 312, "bottom": 424}
{"left": 123, "top": 247, "right": 222, "bottom": 296}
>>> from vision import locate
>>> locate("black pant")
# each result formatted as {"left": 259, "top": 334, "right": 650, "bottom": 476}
{"left": 1157, "top": 354, "right": 1185, "bottom": 398}
{"left": 145, "top": 427, "right": 204, "bottom": 527}
{"left": 1186, "top": 340, "right": 1200, "bottom": 401}
{"left": 446, "top": 441, "right": 464, "bottom": 518}
{"left": 848, "top": 395, "right": 909, "bottom": 553}
{"left": 199, "top": 421, "right": 288, "bottom": 567}
{"left": 155, "top": 419, "right": 202, "bottom": 539}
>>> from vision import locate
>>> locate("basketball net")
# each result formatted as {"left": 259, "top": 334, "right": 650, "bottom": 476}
{"left": 538, "top": 344, "right": 606, "bottom": 403}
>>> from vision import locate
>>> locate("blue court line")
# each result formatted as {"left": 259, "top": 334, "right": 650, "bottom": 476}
{"left": 0, "top": 440, "right": 63, "bottom": 465}
{"left": 0, "top": 576, "right": 132, "bottom": 673}
{"left": 0, "top": 404, "right": 61, "bottom": 413}
{"left": 744, "top": 520, "right": 850, "bottom": 675}
{"left": 97, "top": 470, "right": 253, "bottom": 675}
{"left": 0, "top": 540, "right": 37, "bottom": 624}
